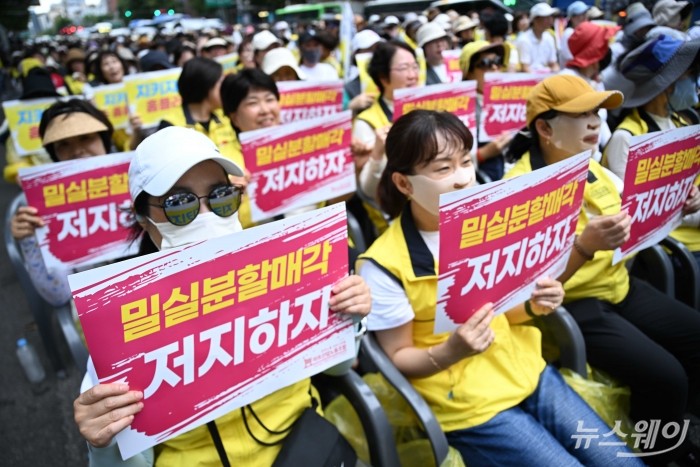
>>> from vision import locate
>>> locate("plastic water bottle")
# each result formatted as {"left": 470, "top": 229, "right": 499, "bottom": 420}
{"left": 16, "top": 338, "right": 46, "bottom": 384}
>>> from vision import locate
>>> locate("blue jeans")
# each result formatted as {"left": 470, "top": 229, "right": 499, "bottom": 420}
{"left": 445, "top": 366, "right": 644, "bottom": 466}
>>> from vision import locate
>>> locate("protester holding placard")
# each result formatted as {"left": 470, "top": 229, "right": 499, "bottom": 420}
{"left": 88, "top": 50, "right": 144, "bottom": 152}
{"left": 603, "top": 35, "right": 700, "bottom": 267}
{"left": 73, "top": 127, "right": 371, "bottom": 466}
{"left": 358, "top": 110, "right": 639, "bottom": 466}
{"left": 506, "top": 74, "right": 700, "bottom": 465}
{"left": 2, "top": 67, "right": 58, "bottom": 183}
{"left": 459, "top": 41, "right": 513, "bottom": 181}
{"left": 91, "top": 51, "right": 130, "bottom": 86}
{"left": 10, "top": 99, "right": 116, "bottom": 306}
{"left": 353, "top": 41, "right": 420, "bottom": 202}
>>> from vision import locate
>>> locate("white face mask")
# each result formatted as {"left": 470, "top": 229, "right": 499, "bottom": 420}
{"left": 149, "top": 211, "right": 243, "bottom": 250}
{"left": 407, "top": 166, "right": 475, "bottom": 216}
{"left": 547, "top": 113, "right": 601, "bottom": 155}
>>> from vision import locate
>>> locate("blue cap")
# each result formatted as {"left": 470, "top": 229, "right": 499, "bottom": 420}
{"left": 17, "top": 338, "right": 27, "bottom": 347}
{"left": 567, "top": 1, "right": 590, "bottom": 17}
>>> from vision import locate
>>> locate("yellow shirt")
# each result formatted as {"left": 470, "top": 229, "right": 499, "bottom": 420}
{"left": 155, "top": 379, "right": 316, "bottom": 466}
{"left": 506, "top": 152, "right": 630, "bottom": 304}
{"left": 358, "top": 206, "right": 545, "bottom": 431}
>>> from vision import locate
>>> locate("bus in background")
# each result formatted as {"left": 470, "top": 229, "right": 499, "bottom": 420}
{"left": 274, "top": 3, "right": 344, "bottom": 23}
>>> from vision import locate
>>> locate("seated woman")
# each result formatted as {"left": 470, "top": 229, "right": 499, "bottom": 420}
{"left": 358, "top": 109, "right": 641, "bottom": 466}
{"left": 506, "top": 74, "right": 700, "bottom": 465}
{"left": 10, "top": 99, "right": 116, "bottom": 306}
{"left": 603, "top": 35, "right": 700, "bottom": 270}
{"left": 73, "top": 127, "right": 371, "bottom": 466}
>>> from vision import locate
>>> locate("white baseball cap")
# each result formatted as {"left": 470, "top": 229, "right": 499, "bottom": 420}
{"left": 383, "top": 15, "right": 400, "bottom": 27}
{"left": 129, "top": 127, "right": 244, "bottom": 202}
{"left": 351, "top": 29, "right": 383, "bottom": 53}
{"left": 252, "top": 30, "right": 281, "bottom": 51}
{"left": 530, "top": 3, "right": 560, "bottom": 19}
{"left": 261, "top": 47, "right": 306, "bottom": 79}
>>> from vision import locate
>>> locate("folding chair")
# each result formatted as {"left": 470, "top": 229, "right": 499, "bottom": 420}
{"left": 313, "top": 371, "right": 402, "bottom": 467}
{"left": 627, "top": 243, "right": 675, "bottom": 297}
{"left": 660, "top": 236, "right": 700, "bottom": 310}
{"left": 4, "top": 192, "right": 88, "bottom": 374}
{"left": 357, "top": 306, "right": 587, "bottom": 466}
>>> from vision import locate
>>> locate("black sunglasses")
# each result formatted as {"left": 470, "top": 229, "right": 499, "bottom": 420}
{"left": 149, "top": 185, "right": 242, "bottom": 226}
{"left": 475, "top": 57, "right": 502, "bottom": 69}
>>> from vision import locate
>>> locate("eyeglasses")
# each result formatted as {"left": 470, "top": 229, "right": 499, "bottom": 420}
{"left": 149, "top": 185, "right": 242, "bottom": 226}
{"left": 475, "top": 57, "right": 502, "bottom": 69}
{"left": 391, "top": 63, "right": 420, "bottom": 73}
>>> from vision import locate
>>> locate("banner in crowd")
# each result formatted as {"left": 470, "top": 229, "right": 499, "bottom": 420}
{"left": 435, "top": 151, "right": 589, "bottom": 332}
{"left": 479, "top": 72, "right": 551, "bottom": 143}
{"left": 394, "top": 80, "right": 478, "bottom": 137}
{"left": 3, "top": 97, "right": 61, "bottom": 156}
{"left": 339, "top": 1, "right": 356, "bottom": 81}
{"left": 124, "top": 68, "right": 182, "bottom": 128}
{"left": 92, "top": 83, "right": 129, "bottom": 130}
{"left": 442, "top": 49, "right": 464, "bottom": 83}
{"left": 68, "top": 203, "right": 355, "bottom": 459}
{"left": 613, "top": 125, "right": 700, "bottom": 264}
{"left": 277, "top": 80, "right": 344, "bottom": 124}
{"left": 239, "top": 111, "right": 355, "bottom": 222}
{"left": 215, "top": 52, "right": 239, "bottom": 75}
{"left": 18, "top": 151, "right": 137, "bottom": 269}
{"left": 394, "top": 80, "right": 476, "bottom": 148}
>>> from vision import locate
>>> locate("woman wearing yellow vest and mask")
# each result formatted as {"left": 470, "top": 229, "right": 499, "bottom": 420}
{"left": 358, "top": 110, "right": 640, "bottom": 466}
{"left": 603, "top": 35, "right": 700, "bottom": 270}
{"left": 506, "top": 74, "right": 700, "bottom": 465}
{"left": 74, "top": 127, "right": 371, "bottom": 466}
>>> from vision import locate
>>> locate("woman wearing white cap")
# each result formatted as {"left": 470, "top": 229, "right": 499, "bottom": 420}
{"left": 73, "top": 126, "right": 371, "bottom": 466}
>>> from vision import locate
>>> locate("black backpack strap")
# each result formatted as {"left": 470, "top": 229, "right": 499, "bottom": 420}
{"left": 207, "top": 420, "right": 232, "bottom": 467}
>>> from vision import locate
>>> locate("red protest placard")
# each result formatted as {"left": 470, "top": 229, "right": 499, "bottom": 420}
{"left": 479, "top": 72, "right": 551, "bottom": 143}
{"left": 18, "top": 152, "right": 138, "bottom": 269}
{"left": 442, "top": 49, "right": 464, "bottom": 84}
{"left": 394, "top": 80, "right": 477, "bottom": 136}
{"left": 68, "top": 203, "right": 355, "bottom": 459}
{"left": 435, "top": 151, "right": 589, "bottom": 332}
{"left": 277, "top": 80, "right": 344, "bottom": 124}
{"left": 239, "top": 110, "right": 355, "bottom": 222}
{"left": 613, "top": 125, "right": 700, "bottom": 264}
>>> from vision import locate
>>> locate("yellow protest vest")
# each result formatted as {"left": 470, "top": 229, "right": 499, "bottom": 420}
{"left": 355, "top": 98, "right": 391, "bottom": 131}
{"left": 603, "top": 108, "right": 699, "bottom": 251}
{"left": 357, "top": 206, "right": 545, "bottom": 432}
{"left": 506, "top": 152, "right": 630, "bottom": 304}
{"left": 155, "top": 379, "right": 316, "bottom": 466}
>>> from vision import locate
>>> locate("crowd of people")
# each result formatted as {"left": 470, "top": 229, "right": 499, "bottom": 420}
{"left": 2, "top": 1, "right": 700, "bottom": 465}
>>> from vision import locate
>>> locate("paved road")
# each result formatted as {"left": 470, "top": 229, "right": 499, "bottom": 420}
{"left": 0, "top": 103, "right": 87, "bottom": 465}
